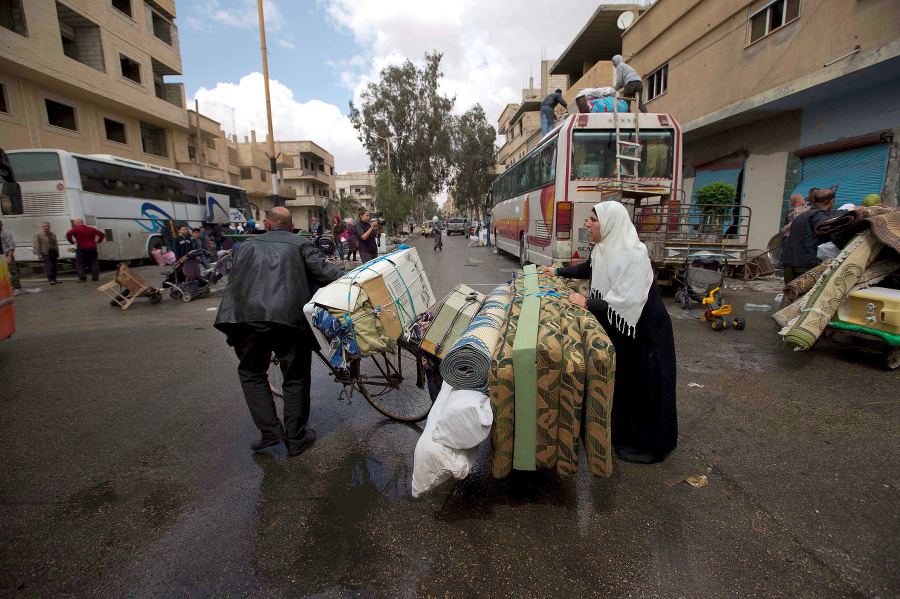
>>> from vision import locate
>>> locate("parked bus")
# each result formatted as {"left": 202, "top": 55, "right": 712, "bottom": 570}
{"left": 491, "top": 112, "right": 684, "bottom": 268}
{"left": 1, "top": 148, "right": 23, "bottom": 341}
{"left": 4, "top": 150, "right": 252, "bottom": 263}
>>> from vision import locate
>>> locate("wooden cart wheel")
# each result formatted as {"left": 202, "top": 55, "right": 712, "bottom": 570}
{"left": 883, "top": 345, "right": 900, "bottom": 371}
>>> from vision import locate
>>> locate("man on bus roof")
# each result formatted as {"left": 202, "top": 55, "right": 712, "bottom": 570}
{"left": 612, "top": 55, "right": 648, "bottom": 113}
{"left": 540, "top": 89, "right": 568, "bottom": 136}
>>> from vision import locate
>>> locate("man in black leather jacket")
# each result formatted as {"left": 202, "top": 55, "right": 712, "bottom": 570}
{"left": 783, "top": 189, "right": 842, "bottom": 284}
{"left": 215, "top": 207, "right": 343, "bottom": 456}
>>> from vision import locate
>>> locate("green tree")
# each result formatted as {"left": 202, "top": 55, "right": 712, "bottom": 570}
{"left": 329, "top": 188, "right": 361, "bottom": 221}
{"left": 375, "top": 170, "right": 414, "bottom": 235}
{"left": 693, "top": 181, "right": 736, "bottom": 235}
{"left": 349, "top": 51, "right": 455, "bottom": 218}
{"left": 452, "top": 104, "right": 497, "bottom": 219}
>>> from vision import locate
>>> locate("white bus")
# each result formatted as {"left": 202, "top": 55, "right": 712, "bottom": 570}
{"left": 491, "top": 112, "right": 683, "bottom": 267}
{"left": 4, "top": 150, "right": 252, "bottom": 262}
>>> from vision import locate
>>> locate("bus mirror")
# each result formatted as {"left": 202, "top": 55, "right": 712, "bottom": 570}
{"left": 0, "top": 182, "right": 23, "bottom": 215}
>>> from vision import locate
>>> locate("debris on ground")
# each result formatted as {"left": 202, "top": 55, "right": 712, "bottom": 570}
{"left": 688, "top": 383, "right": 704, "bottom": 388}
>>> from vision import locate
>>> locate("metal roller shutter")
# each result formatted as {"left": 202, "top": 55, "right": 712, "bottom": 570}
{"left": 790, "top": 144, "right": 889, "bottom": 206}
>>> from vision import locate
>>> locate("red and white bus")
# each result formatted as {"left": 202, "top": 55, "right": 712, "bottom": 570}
{"left": 491, "top": 112, "right": 682, "bottom": 267}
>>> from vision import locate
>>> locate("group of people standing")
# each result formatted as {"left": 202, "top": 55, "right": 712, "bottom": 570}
{"left": 0, "top": 218, "right": 105, "bottom": 290}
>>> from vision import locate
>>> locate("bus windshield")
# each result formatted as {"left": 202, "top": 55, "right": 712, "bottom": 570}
{"left": 7, "top": 152, "right": 63, "bottom": 182}
{"left": 572, "top": 130, "right": 674, "bottom": 179}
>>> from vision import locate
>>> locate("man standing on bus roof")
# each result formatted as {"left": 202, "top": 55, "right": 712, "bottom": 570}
{"left": 33, "top": 222, "right": 61, "bottom": 286}
{"left": 215, "top": 206, "right": 343, "bottom": 457}
{"left": 0, "top": 220, "right": 22, "bottom": 292}
{"left": 612, "top": 55, "right": 648, "bottom": 113}
{"left": 65, "top": 218, "right": 105, "bottom": 282}
{"left": 540, "top": 89, "right": 568, "bottom": 136}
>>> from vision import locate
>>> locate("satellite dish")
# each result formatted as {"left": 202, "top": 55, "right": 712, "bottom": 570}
{"left": 617, "top": 11, "right": 634, "bottom": 29}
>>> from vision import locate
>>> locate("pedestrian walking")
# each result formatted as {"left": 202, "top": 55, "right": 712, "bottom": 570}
{"left": 355, "top": 208, "right": 378, "bottom": 264}
{"left": 212, "top": 222, "right": 225, "bottom": 251}
{"left": 33, "top": 222, "right": 60, "bottom": 285}
{"left": 612, "top": 55, "right": 647, "bottom": 113}
{"left": 173, "top": 225, "right": 192, "bottom": 261}
{"left": 432, "top": 216, "right": 443, "bottom": 251}
{"left": 0, "top": 220, "right": 21, "bottom": 292}
{"left": 190, "top": 228, "right": 209, "bottom": 269}
{"left": 540, "top": 88, "right": 568, "bottom": 136}
{"left": 309, "top": 217, "right": 323, "bottom": 239}
{"left": 544, "top": 201, "right": 677, "bottom": 464}
{"left": 345, "top": 217, "right": 358, "bottom": 262}
{"left": 214, "top": 207, "right": 343, "bottom": 457}
{"left": 332, "top": 216, "right": 346, "bottom": 261}
{"left": 65, "top": 218, "right": 105, "bottom": 282}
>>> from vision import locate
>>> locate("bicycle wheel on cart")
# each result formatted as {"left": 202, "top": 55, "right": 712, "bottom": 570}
{"left": 355, "top": 346, "right": 433, "bottom": 422}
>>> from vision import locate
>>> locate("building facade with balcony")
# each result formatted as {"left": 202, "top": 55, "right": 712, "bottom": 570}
{"left": 618, "top": 0, "right": 900, "bottom": 251}
{"left": 275, "top": 140, "right": 335, "bottom": 230}
{"left": 172, "top": 109, "right": 233, "bottom": 186}
{"left": 0, "top": 0, "right": 187, "bottom": 169}
{"left": 335, "top": 171, "right": 375, "bottom": 213}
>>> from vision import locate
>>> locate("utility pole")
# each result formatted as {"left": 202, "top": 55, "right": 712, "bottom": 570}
{"left": 257, "top": 0, "right": 279, "bottom": 207}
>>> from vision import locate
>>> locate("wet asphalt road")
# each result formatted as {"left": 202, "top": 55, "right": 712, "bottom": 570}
{"left": 0, "top": 233, "right": 898, "bottom": 598}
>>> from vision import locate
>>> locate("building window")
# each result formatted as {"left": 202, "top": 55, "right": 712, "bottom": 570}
{"left": 104, "top": 118, "right": 127, "bottom": 144}
{"left": 120, "top": 54, "right": 141, "bottom": 84}
{"left": 151, "top": 58, "right": 183, "bottom": 108}
{"left": 139, "top": 121, "right": 167, "bottom": 157}
{"left": 57, "top": 3, "right": 105, "bottom": 72}
{"left": 111, "top": 0, "right": 132, "bottom": 18}
{"left": 45, "top": 98, "right": 78, "bottom": 131}
{"left": 259, "top": 169, "right": 266, "bottom": 182}
{"left": 229, "top": 173, "right": 239, "bottom": 186}
{"left": 240, "top": 167, "right": 251, "bottom": 180}
{"left": 330, "top": 166, "right": 334, "bottom": 175}
{"left": 151, "top": 10, "right": 172, "bottom": 45}
{"left": 748, "top": 0, "right": 800, "bottom": 44}
{"left": 646, "top": 64, "right": 668, "bottom": 101}
{"left": 318, "top": 164, "right": 324, "bottom": 172}
{"left": 0, "top": 83, "right": 9, "bottom": 114}
{"left": 205, "top": 139, "right": 216, "bottom": 150}
{"left": 0, "top": 0, "right": 28, "bottom": 36}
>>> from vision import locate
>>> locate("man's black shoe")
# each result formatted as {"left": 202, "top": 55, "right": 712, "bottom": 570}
{"left": 250, "top": 436, "right": 285, "bottom": 451}
{"left": 287, "top": 429, "right": 316, "bottom": 457}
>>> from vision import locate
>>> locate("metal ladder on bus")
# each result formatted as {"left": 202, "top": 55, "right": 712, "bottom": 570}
{"left": 612, "top": 92, "right": 641, "bottom": 192}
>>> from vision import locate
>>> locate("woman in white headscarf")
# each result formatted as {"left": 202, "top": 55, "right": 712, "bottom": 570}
{"left": 543, "top": 201, "right": 677, "bottom": 463}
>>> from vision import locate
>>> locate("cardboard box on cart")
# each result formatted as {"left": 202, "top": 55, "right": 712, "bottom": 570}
{"left": 303, "top": 248, "right": 435, "bottom": 354}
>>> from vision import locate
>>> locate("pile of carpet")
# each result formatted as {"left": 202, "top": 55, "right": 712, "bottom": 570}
{"left": 775, "top": 204, "right": 900, "bottom": 349}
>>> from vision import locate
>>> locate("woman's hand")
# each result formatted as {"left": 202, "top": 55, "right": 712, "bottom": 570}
{"left": 567, "top": 292, "right": 588, "bottom": 309}
{"left": 540, "top": 266, "right": 555, "bottom": 277}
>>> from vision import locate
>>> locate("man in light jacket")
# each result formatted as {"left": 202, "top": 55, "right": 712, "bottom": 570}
{"left": 612, "top": 55, "right": 647, "bottom": 113}
{"left": 33, "top": 222, "right": 60, "bottom": 285}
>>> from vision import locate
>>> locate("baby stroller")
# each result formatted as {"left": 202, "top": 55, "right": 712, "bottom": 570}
{"left": 315, "top": 234, "right": 335, "bottom": 257}
{"left": 675, "top": 252, "right": 727, "bottom": 310}
{"left": 160, "top": 249, "right": 215, "bottom": 302}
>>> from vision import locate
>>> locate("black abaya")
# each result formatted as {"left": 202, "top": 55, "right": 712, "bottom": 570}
{"left": 556, "top": 260, "right": 678, "bottom": 462}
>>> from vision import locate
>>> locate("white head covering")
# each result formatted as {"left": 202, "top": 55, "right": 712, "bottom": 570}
{"left": 589, "top": 202, "right": 654, "bottom": 337}
{"left": 838, "top": 203, "right": 855, "bottom": 211}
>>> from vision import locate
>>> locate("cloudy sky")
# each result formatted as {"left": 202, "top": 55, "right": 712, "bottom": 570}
{"left": 179, "top": 0, "right": 633, "bottom": 173}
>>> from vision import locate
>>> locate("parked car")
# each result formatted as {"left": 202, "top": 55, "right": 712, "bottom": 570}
{"left": 446, "top": 217, "right": 468, "bottom": 235}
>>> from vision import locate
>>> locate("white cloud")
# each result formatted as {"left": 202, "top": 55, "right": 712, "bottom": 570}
{"left": 321, "top": 0, "right": 627, "bottom": 124}
{"left": 277, "top": 39, "right": 295, "bottom": 49}
{"left": 193, "top": 73, "right": 369, "bottom": 172}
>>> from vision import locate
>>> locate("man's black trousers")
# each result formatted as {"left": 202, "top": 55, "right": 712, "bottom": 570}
{"left": 229, "top": 323, "right": 314, "bottom": 452}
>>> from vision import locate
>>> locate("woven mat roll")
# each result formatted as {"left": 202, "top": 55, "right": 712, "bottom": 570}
{"left": 784, "top": 231, "right": 883, "bottom": 350}
{"left": 440, "top": 283, "right": 513, "bottom": 392}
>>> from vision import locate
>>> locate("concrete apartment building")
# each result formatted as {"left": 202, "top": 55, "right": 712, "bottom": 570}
{"left": 173, "top": 108, "right": 238, "bottom": 187}
{"left": 335, "top": 171, "right": 375, "bottom": 213}
{"left": 615, "top": 0, "right": 900, "bottom": 251}
{"left": 275, "top": 140, "right": 335, "bottom": 230}
{"left": 0, "top": 0, "right": 187, "bottom": 168}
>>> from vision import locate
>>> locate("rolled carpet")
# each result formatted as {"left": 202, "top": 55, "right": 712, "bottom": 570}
{"left": 440, "top": 282, "right": 513, "bottom": 392}
{"left": 783, "top": 231, "right": 883, "bottom": 350}
{"left": 813, "top": 205, "right": 896, "bottom": 236}
{"left": 784, "top": 257, "right": 900, "bottom": 302}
